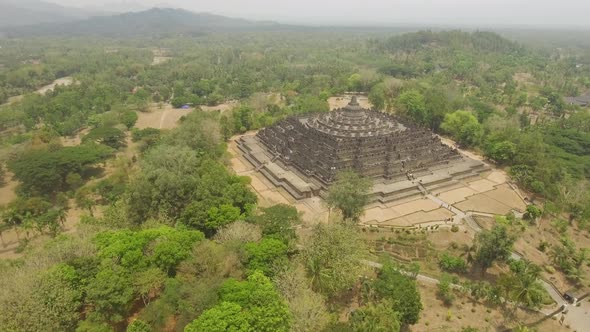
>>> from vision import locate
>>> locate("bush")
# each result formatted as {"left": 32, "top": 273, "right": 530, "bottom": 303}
{"left": 438, "top": 253, "right": 468, "bottom": 273}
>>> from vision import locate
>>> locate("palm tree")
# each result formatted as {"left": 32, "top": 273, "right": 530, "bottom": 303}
{"left": 498, "top": 259, "right": 546, "bottom": 313}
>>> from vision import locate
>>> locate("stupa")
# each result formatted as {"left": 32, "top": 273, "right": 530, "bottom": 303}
{"left": 238, "top": 96, "right": 488, "bottom": 202}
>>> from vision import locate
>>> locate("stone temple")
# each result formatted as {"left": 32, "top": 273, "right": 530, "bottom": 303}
{"left": 237, "top": 96, "right": 489, "bottom": 203}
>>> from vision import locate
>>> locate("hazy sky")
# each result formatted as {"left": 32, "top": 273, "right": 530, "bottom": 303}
{"left": 51, "top": 0, "right": 590, "bottom": 27}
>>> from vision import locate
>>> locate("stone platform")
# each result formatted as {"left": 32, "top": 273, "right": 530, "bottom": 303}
{"left": 237, "top": 134, "right": 490, "bottom": 204}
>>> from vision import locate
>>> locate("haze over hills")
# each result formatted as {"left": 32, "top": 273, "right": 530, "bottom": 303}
{"left": 2, "top": 7, "right": 288, "bottom": 37}
{"left": 0, "top": 0, "right": 100, "bottom": 28}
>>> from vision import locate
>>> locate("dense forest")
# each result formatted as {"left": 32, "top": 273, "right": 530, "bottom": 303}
{"left": 1, "top": 14, "right": 590, "bottom": 332}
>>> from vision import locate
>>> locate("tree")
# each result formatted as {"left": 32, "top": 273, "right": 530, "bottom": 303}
{"left": 244, "top": 238, "right": 289, "bottom": 276}
{"left": 304, "top": 222, "right": 366, "bottom": 296}
{"left": 436, "top": 273, "right": 455, "bottom": 306}
{"left": 251, "top": 204, "right": 299, "bottom": 244}
{"left": 85, "top": 264, "right": 135, "bottom": 325}
{"left": 274, "top": 266, "right": 330, "bottom": 332}
{"left": 397, "top": 90, "right": 427, "bottom": 125}
{"left": 75, "top": 187, "right": 96, "bottom": 216}
{"left": 373, "top": 263, "right": 422, "bottom": 326}
{"left": 549, "top": 236, "right": 589, "bottom": 282}
{"left": 473, "top": 224, "right": 517, "bottom": 274}
{"left": 120, "top": 111, "right": 139, "bottom": 130}
{"left": 185, "top": 302, "right": 251, "bottom": 332}
{"left": 496, "top": 259, "right": 546, "bottom": 309}
{"left": 127, "top": 319, "right": 151, "bottom": 332}
{"left": 213, "top": 271, "right": 291, "bottom": 331}
{"left": 326, "top": 171, "right": 372, "bottom": 221}
{"left": 485, "top": 140, "right": 517, "bottom": 164}
{"left": 523, "top": 205, "right": 542, "bottom": 222}
{"left": 350, "top": 300, "right": 401, "bottom": 332}
{"left": 134, "top": 268, "right": 167, "bottom": 307}
{"left": 8, "top": 144, "right": 112, "bottom": 196}
{"left": 369, "top": 83, "right": 386, "bottom": 110}
{"left": 82, "top": 127, "right": 126, "bottom": 149}
{"left": 214, "top": 221, "right": 262, "bottom": 244}
{"left": 440, "top": 110, "right": 483, "bottom": 147}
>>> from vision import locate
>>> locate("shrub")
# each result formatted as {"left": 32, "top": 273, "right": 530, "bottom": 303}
{"left": 439, "top": 253, "right": 468, "bottom": 273}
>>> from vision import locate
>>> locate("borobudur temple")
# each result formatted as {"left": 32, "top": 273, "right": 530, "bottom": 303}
{"left": 237, "top": 96, "right": 489, "bottom": 203}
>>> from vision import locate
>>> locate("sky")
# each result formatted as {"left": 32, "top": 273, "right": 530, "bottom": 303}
{"left": 50, "top": 0, "right": 590, "bottom": 28}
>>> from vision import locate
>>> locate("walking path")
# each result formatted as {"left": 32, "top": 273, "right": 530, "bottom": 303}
{"left": 419, "top": 185, "right": 565, "bottom": 306}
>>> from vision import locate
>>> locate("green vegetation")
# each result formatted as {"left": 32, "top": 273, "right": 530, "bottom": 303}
{"left": 326, "top": 171, "right": 373, "bottom": 221}
{"left": 473, "top": 224, "right": 517, "bottom": 274}
{"left": 1, "top": 25, "right": 589, "bottom": 332}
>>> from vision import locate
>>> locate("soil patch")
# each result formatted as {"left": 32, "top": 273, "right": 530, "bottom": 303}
{"left": 135, "top": 103, "right": 192, "bottom": 130}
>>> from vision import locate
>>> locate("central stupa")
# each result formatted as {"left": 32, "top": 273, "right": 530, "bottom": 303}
{"left": 238, "top": 96, "right": 488, "bottom": 202}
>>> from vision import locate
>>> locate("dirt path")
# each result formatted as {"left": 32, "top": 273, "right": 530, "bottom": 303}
{"left": 0, "top": 171, "right": 18, "bottom": 206}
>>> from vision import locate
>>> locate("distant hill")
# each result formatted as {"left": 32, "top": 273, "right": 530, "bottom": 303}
{"left": 2, "top": 8, "right": 288, "bottom": 37}
{"left": 0, "top": 0, "right": 96, "bottom": 28}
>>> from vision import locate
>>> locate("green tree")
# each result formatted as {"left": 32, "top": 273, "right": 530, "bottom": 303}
{"left": 523, "top": 205, "right": 542, "bottom": 222}
{"left": 8, "top": 144, "right": 112, "bottom": 196}
{"left": 350, "top": 300, "right": 401, "bottom": 332}
{"left": 216, "top": 271, "right": 291, "bottom": 331}
{"left": 473, "top": 224, "right": 517, "bottom": 274}
{"left": 373, "top": 263, "right": 422, "bottom": 326}
{"left": 244, "top": 238, "right": 289, "bottom": 276}
{"left": 397, "top": 89, "right": 427, "bottom": 124}
{"left": 549, "top": 236, "right": 589, "bottom": 282}
{"left": 485, "top": 140, "right": 517, "bottom": 164}
{"left": 83, "top": 127, "right": 126, "bottom": 149}
{"left": 85, "top": 264, "right": 135, "bottom": 325}
{"left": 121, "top": 111, "right": 139, "bottom": 130}
{"left": 185, "top": 302, "right": 250, "bottom": 332}
{"left": 436, "top": 273, "right": 455, "bottom": 306}
{"left": 251, "top": 204, "right": 299, "bottom": 244}
{"left": 326, "top": 171, "right": 372, "bottom": 221}
{"left": 304, "top": 222, "right": 366, "bottom": 296}
{"left": 369, "top": 83, "right": 387, "bottom": 110}
{"left": 496, "top": 259, "right": 546, "bottom": 309}
{"left": 127, "top": 319, "right": 151, "bottom": 332}
{"left": 440, "top": 110, "right": 483, "bottom": 147}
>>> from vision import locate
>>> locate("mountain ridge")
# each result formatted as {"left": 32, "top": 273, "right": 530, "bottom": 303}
{"left": 0, "top": 0, "right": 101, "bottom": 28}
{"left": 1, "top": 7, "right": 288, "bottom": 37}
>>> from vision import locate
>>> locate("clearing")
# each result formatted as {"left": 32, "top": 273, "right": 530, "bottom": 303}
{"left": 1, "top": 76, "right": 74, "bottom": 106}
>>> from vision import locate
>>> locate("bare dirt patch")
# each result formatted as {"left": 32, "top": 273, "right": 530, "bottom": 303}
{"left": 135, "top": 103, "right": 192, "bottom": 130}
{"left": 410, "top": 283, "right": 567, "bottom": 332}
{"left": 36, "top": 77, "right": 74, "bottom": 95}
{"left": 200, "top": 100, "right": 239, "bottom": 113}
{"left": 0, "top": 170, "right": 18, "bottom": 206}
{"left": 152, "top": 56, "right": 173, "bottom": 65}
